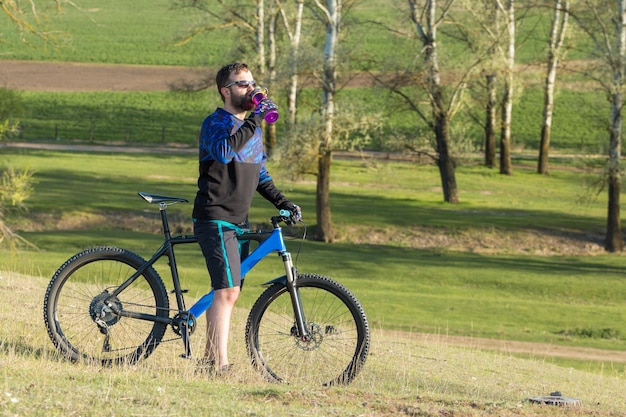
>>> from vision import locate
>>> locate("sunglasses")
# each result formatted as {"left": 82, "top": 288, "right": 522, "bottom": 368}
{"left": 223, "top": 79, "right": 256, "bottom": 88}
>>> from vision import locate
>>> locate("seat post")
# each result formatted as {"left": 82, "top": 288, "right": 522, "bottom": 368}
{"left": 159, "top": 202, "right": 172, "bottom": 240}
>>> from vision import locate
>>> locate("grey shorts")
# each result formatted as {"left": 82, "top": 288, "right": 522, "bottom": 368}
{"left": 194, "top": 220, "right": 249, "bottom": 290}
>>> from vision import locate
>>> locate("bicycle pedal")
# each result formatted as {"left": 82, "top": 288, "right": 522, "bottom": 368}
{"left": 172, "top": 289, "right": 189, "bottom": 294}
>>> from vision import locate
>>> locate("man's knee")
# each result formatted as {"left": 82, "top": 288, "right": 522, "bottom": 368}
{"left": 214, "top": 286, "right": 240, "bottom": 304}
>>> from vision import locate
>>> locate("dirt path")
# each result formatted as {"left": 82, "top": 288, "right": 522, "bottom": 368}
{"left": 399, "top": 332, "right": 626, "bottom": 364}
{"left": 0, "top": 59, "right": 380, "bottom": 92}
{"left": 0, "top": 60, "right": 209, "bottom": 92}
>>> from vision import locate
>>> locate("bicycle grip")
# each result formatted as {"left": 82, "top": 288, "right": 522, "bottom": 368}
{"left": 279, "top": 209, "right": 291, "bottom": 218}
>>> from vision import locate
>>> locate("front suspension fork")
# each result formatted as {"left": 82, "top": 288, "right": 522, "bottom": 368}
{"left": 282, "top": 252, "right": 309, "bottom": 339}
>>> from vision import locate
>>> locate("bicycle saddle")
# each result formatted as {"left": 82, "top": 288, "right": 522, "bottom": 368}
{"left": 138, "top": 192, "right": 189, "bottom": 204}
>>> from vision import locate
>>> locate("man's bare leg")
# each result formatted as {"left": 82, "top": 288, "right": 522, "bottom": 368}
{"left": 204, "top": 286, "right": 240, "bottom": 368}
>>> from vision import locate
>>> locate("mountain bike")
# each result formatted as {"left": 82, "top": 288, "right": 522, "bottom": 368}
{"left": 43, "top": 192, "right": 370, "bottom": 386}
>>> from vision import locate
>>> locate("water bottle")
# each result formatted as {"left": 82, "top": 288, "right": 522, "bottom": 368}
{"left": 250, "top": 87, "right": 279, "bottom": 124}
{"left": 189, "top": 289, "right": 214, "bottom": 318}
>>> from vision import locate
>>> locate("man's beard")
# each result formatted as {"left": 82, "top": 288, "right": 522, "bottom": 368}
{"left": 235, "top": 93, "right": 254, "bottom": 111}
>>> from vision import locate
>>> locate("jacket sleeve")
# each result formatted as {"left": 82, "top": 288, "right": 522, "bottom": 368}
{"left": 257, "top": 178, "right": 288, "bottom": 208}
{"left": 204, "top": 113, "right": 263, "bottom": 163}
{"left": 228, "top": 114, "right": 263, "bottom": 152}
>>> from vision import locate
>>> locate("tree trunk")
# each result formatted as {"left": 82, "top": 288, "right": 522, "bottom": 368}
{"left": 434, "top": 96, "right": 459, "bottom": 203}
{"left": 606, "top": 168, "right": 623, "bottom": 251}
{"left": 485, "top": 74, "right": 497, "bottom": 168}
{"left": 605, "top": 0, "right": 626, "bottom": 251}
{"left": 256, "top": 0, "right": 266, "bottom": 75}
{"left": 410, "top": 0, "right": 460, "bottom": 203}
{"left": 264, "top": 1, "right": 278, "bottom": 156}
{"left": 316, "top": 150, "right": 334, "bottom": 242}
{"left": 314, "top": 0, "right": 339, "bottom": 242}
{"left": 538, "top": 0, "right": 568, "bottom": 175}
{"left": 286, "top": 0, "right": 304, "bottom": 134}
{"left": 499, "top": 0, "right": 514, "bottom": 176}
{"left": 483, "top": 0, "right": 499, "bottom": 169}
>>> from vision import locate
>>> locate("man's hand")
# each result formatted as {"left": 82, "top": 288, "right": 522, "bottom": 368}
{"left": 278, "top": 201, "right": 302, "bottom": 225}
{"left": 253, "top": 98, "right": 278, "bottom": 117}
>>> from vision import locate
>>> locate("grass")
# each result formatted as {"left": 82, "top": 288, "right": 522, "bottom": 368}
{"left": 1, "top": 270, "right": 625, "bottom": 416}
{"left": 1, "top": 148, "right": 625, "bottom": 353}
{"left": 0, "top": 0, "right": 212, "bottom": 66}
{"left": 18, "top": 90, "right": 217, "bottom": 146}
{"left": 0, "top": 0, "right": 414, "bottom": 68}
{"left": 10, "top": 84, "right": 613, "bottom": 159}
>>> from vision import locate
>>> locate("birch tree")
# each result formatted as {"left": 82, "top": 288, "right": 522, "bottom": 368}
{"left": 481, "top": 2, "right": 501, "bottom": 169}
{"left": 568, "top": 0, "right": 626, "bottom": 252}
{"left": 538, "top": 0, "right": 569, "bottom": 175}
{"left": 485, "top": 73, "right": 498, "bottom": 168}
{"left": 173, "top": 0, "right": 282, "bottom": 150}
{"left": 379, "top": 0, "right": 463, "bottom": 203}
{"left": 311, "top": 0, "right": 342, "bottom": 242}
{"left": 411, "top": 0, "right": 460, "bottom": 202}
{"left": 377, "top": 0, "right": 487, "bottom": 203}
{"left": 499, "top": 0, "right": 515, "bottom": 175}
{"left": 277, "top": 0, "right": 305, "bottom": 132}
{"left": 463, "top": 0, "right": 502, "bottom": 169}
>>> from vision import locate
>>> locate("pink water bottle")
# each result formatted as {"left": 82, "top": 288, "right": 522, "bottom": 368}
{"left": 250, "top": 87, "right": 279, "bottom": 124}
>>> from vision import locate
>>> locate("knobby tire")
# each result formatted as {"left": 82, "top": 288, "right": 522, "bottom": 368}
{"left": 43, "top": 246, "right": 169, "bottom": 366}
{"left": 245, "top": 274, "right": 370, "bottom": 386}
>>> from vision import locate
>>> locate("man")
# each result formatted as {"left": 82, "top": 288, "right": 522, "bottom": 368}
{"left": 192, "top": 62, "right": 301, "bottom": 373}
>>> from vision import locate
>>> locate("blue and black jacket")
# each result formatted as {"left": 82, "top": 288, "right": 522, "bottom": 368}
{"left": 192, "top": 108, "right": 287, "bottom": 224}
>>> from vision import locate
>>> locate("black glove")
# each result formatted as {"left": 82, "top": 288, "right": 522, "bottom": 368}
{"left": 277, "top": 201, "right": 302, "bottom": 225}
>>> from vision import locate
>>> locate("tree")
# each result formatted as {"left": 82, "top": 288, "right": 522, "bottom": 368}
{"left": 2, "top": 2, "right": 80, "bottom": 248}
{"left": 0, "top": 88, "right": 34, "bottom": 249}
{"left": 485, "top": 73, "right": 498, "bottom": 168}
{"left": 477, "top": 1, "right": 502, "bottom": 169}
{"left": 568, "top": 0, "right": 625, "bottom": 252}
{"left": 499, "top": 0, "right": 515, "bottom": 175}
{"left": 278, "top": 0, "right": 305, "bottom": 133}
{"left": 378, "top": 0, "right": 477, "bottom": 204}
{"left": 538, "top": 0, "right": 569, "bottom": 175}
{"left": 1, "top": 0, "right": 80, "bottom": 45}
{"left": 412, "top": 0, "right": 460, "bottom": 202}
{"left": 309, "top": 0, "right": 343, "bottom": 242}
{"left": 0, "top": 88, "right": 23, "bottom": 140}
{"left": 0, "top": 166, "right": 35, "bottom": 250}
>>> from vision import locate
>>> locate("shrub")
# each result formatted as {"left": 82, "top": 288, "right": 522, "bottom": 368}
{"left": 0, "top": 88, "right": 24, "bottom": 140}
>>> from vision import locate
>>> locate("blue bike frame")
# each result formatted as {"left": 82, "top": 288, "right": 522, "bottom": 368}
{"left": 188, "top": 226, "right": 289, "bottom": 318}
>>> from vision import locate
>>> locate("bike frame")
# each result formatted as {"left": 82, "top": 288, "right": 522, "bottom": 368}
{"left": 106, "top": 197, "right": 308, "bottom": 358}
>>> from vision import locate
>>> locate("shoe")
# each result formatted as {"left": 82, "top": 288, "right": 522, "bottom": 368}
{"left": 217, "top": 363, "right": 234, "bottom": 374}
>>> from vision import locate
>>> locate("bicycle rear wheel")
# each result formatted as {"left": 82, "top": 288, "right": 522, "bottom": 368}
{"left": 245, "top": 274, "right": 370, "bottom": 386}
{"left": 43, "top": 246, "right": 169, "bottom": 366}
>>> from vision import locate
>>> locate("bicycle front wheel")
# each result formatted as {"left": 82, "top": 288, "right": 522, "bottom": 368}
{"left": 245, "top": 274, "right": 370, "bottom": 386}
{"left": 43, "top": 246, "right": 169, "bottom": 366}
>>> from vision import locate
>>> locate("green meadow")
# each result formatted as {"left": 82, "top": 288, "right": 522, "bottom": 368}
{"left": 2, "top": 1, "right": 626, "bottom": 415}
{"left": 1, "top": 148, "right": 626, "bottom": 416}
{"left": 2, "top": 148, "right": 624, "bottom": 354}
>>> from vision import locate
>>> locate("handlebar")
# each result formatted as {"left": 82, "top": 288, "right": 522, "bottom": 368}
{"left": 272, "top": 212, "right": 294, "bottom": 228}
